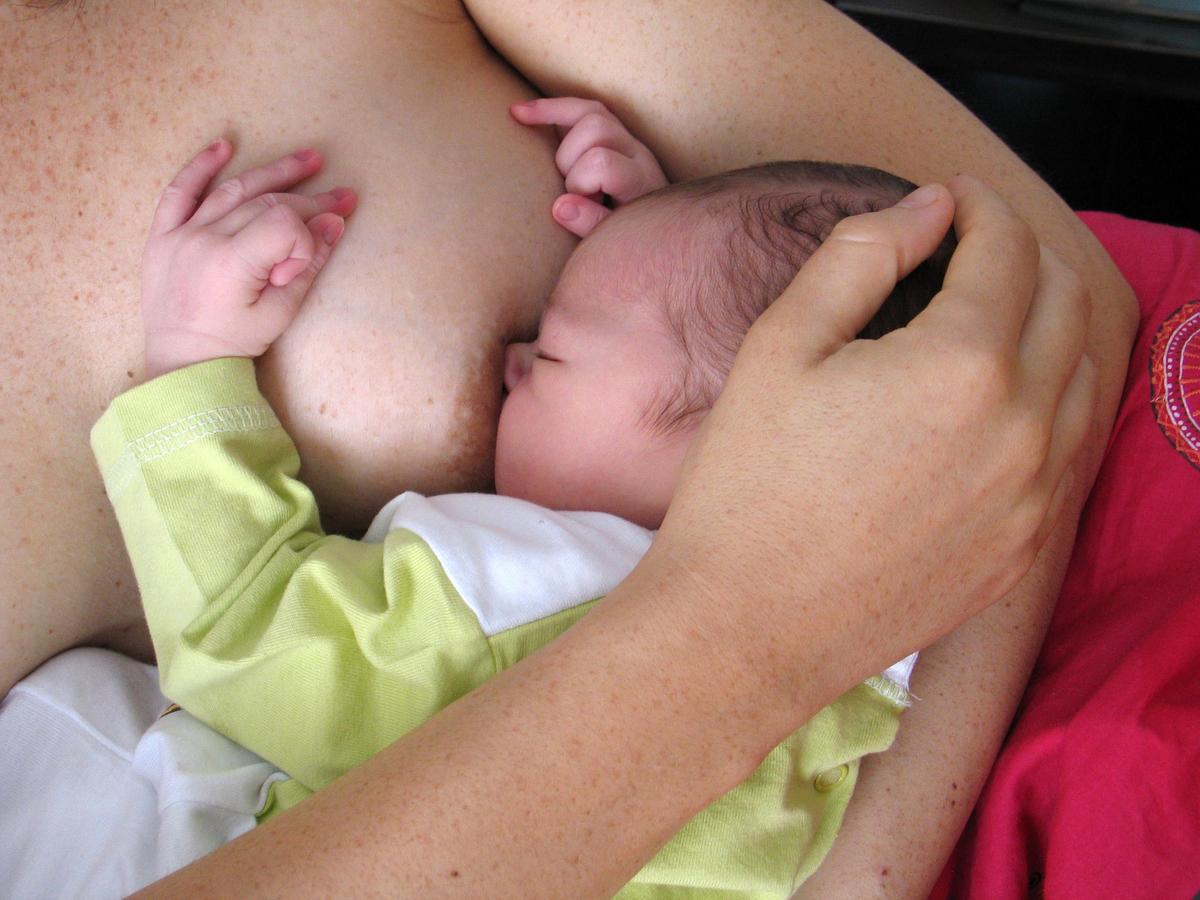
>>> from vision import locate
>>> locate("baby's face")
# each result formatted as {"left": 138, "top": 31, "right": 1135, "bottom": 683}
{"left": 495, "top": 219, "right": 695, "bottom": 529}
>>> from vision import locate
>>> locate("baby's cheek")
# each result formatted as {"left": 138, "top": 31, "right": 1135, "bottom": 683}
{"left": 494, "top": 393, "right": 537, "bottom": 498}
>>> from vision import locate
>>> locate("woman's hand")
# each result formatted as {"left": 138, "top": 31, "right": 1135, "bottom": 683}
{"left": 509, "top": 96, "right": 668, "bottom": 237}
{"left": 654, "top": 175, "right": 1096, "bottom": 699}
{"left": 141, "top": 139, "right": 357, "bottom": 379}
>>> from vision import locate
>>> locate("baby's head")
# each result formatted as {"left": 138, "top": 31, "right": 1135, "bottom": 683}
{"left": 495, "top": 161, "right": 955, "bottom": 528}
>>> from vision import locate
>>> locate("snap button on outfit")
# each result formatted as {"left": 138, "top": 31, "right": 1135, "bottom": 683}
{"left": 813, "top": 764, "right": 849, "bottom": 793}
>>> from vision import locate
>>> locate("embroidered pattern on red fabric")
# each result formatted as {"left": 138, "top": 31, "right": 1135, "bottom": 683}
{"left": 1150, "top": 298, "right": 1200, "bottom": 472}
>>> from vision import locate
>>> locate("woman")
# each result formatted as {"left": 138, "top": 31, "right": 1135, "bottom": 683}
{"left": 1, "top": 0, "right": 1136, "bottom": 894}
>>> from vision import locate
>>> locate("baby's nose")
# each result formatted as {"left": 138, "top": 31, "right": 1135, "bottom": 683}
{"left": 504, "top": 342, "right": 537, "bottom": 392}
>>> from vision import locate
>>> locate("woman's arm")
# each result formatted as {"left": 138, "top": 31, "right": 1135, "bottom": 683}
{"left": 466, "top": 2, "right": 1137, "bottom": 893}
{"left": 793, "top": 535, "right": 1069, "bottom": 897}
{"left": 137, "top": 177, "right": 1097, "bottom": 897}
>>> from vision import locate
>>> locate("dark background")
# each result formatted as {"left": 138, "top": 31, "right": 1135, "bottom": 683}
{"left": 834, "top": 0, "right": 1199, "bottom": 231}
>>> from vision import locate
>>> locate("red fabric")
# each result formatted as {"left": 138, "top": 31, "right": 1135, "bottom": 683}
{"left": 935, "top": 213, "right": 1200, "bottom": 900}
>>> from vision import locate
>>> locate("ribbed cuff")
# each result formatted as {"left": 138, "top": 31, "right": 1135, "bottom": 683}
{"left": 91, "top": 358, "right": 278, "bottom": 499}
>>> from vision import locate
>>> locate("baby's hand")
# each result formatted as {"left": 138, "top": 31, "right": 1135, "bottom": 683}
{"left": 510, "top": 97, "right": 668, "bottom": 238}
{"left": 141, "top": 139, "right": 357, "bottom": 379}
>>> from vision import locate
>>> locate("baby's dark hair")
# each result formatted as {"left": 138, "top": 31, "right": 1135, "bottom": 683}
{"left": 629, "top": 160, "right": 956, "bottom": 435}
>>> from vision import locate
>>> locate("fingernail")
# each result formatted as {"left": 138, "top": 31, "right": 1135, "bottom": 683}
{"left": 322, "top": 219, "right": 344, "bottom": 245}
{"left": 294, "top": 148, "right": 319, "bottom": 163}
{"left": 556, "top": 201, "right": 579, "bottom": 222}
{"left": 207, "top": 138, "right": 225, "bottom": 152}
{"left": 897, "top": 184, "right": 940, "bottom": 208}
{"left": 330, "top": 187, "right": 355, "bottom": 203}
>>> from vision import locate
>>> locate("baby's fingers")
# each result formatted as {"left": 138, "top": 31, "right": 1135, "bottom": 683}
{"left": 228, "top": 204, "right": 316, "bottom": 289}
{"left": 256, "top": 213, "right": 345, "bottom": 336}
{"left": 552, "top": 194, "right": 611, "bottom": 238}
{"left": 553, "top": 111, "right": 649, "bottom": 180}
{"left": 214, "top": 187, "right": 358, "bottom": 235}
{"left": 564, "top": 147, "right": 663, "bottom": 206}
{"left": 150, "top": 138, "right": 233, "bottom": 236}
{"left": 192, "top": 148, "right": 324, "bottom": 226}
{"left": 509, "top": 97, "right": 611, "bottom": 133}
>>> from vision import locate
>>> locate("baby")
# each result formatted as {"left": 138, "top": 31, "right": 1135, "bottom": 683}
{"left": 498, "top": 98, "right": 953, "bottom": 529}
{"left": 93, "top": 100, "right": 952, "bottom": 896}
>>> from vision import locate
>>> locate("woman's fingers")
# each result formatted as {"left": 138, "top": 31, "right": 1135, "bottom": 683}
{"left": 150, "top": 138, "right": 233, "bottom": 236}
{"left": 192, "top": 148, "right": 324, "bottom": 226}
{"left": 213, "top": 187, "right": 357, "bottom": 235}
{"left": 552, "top": 194, "right": 611, "bottom": 238}
{"left": 919, "top": 175, "right": 1042, "bottom": 351}
{"left": 1017, "top": 247, "right": 1091, "bottom": 414}
{"left": 757, "top": 183, "right": 956, "bottom": 365}
{"left": 1035, "top": 351, "right": 1099, "bottom": 536}
{"left": 1019, "top": 247, "right": 1096, "bottom": 541}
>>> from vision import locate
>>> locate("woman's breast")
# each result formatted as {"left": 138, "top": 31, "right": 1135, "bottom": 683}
{"left": 2, "top": 0, "right": 576, "bottom": 533}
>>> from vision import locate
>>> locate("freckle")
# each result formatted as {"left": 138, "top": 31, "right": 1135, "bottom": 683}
{"left": 126, "top": 370, "right": 134, "bottom": 379}
{"left": 14, "top": 485, "right": 23, "bottom": 495}
{"left": 952, "top": 782, "right": 958, "bottom": 790}
{"left": 107, "top": 108, "right": 121, "bottom": 128}
{"left": 77, "top": 209, "right": 84, "bottom": 217}
{"left": 115, "top": 580, "right": 123, "bottom": 589}
{"left": 18, "top": 535, "right": 31, "bottom": 547}
{"left": 15, "top": 349, "right": 25, "bottom": 359}
{"left": 75, "top": 294, "right": 81, "bottom": 301}
{"left": 319, "top": 402, "right": 327, "bottom": 415}
{"left": 46, "top": 394, "right": 57, "bottom": 403}
{"left": 881, "top": 867, "right": 889, "bottom": 877}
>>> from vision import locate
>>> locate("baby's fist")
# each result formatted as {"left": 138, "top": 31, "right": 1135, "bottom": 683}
{"left": 141, "top": 139, "right": 356, "bottom": 379}
{"left": 510, "top": 97, "right": 668, "bottom": 238}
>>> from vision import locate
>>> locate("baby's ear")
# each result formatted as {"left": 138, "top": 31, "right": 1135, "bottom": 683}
{"left": 553, "top": 194, "right": 611, "bottom": 239}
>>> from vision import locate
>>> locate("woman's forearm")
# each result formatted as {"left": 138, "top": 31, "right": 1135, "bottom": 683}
{"left": 136, "top": 559, "right": 843, "bottom": 897}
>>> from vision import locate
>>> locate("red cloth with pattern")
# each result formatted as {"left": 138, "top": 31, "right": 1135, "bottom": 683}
{"left": 934, "top": 213, "right": 1200, "bottom": 900}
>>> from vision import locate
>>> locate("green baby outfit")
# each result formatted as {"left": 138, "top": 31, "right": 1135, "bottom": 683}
{"left": 92, "top": 357, "right": 912, "bottom": 898}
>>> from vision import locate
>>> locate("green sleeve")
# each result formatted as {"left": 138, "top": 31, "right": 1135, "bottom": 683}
{"left": 93, "top": 358, "right": 907, "bottom": 898}
{"left": 91, "top": 358, "right": 496, "bottom": 791}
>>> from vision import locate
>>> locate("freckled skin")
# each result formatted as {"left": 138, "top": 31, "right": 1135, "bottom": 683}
{"left": 0, "top": 0, "right": 575, "bottom": 693}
